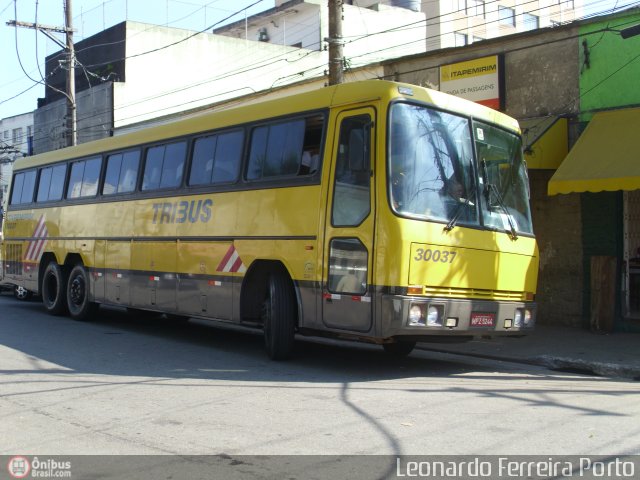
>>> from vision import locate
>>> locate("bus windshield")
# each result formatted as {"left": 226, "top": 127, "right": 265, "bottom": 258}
{"left": 474, "top": 121, "right": 534, "bottom": 235}
{"left": 388, "top": 102, "right": 533, "bottom": 236}
{"left": 389, "top": 103, "right": 478, "bottom": 226}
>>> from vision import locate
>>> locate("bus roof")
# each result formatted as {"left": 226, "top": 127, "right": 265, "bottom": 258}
{"left": 15, "top": 80, "right": 519, "bottom": 170}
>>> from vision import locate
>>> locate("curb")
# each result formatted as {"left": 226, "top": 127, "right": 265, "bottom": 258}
{"left": 418, "top": 346, "right": 640, "bottom": 380}
{"left": 534, "top": 355, "right": 640, "bottom": 381}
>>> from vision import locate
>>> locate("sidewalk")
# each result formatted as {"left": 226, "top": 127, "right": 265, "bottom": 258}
{"left": 419, "top": 324, "right": 640, "bottom": 380}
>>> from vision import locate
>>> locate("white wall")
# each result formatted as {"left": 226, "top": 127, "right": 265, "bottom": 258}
{"left": 0, "top": 112, "right": 33, "bottom": 154}
{"left": 422, "top": 0, "right": 584, "bottom": 50}
{"left": 342, "top": 3, "right": 426, "bottom": 68}
{"left": 219, "top": 1, "right": 427, "bottom": 64}
{"left": 114, "top": 65, "right": 384, "bottom": 135}
{"left": 223, "top": 3, "right": 323, "bottom": 50}
{"left": 114, "top": 22, "right": 329, "bottom": 128}
{"left": 0, "top": 112, "right": 33, "bottom": 204}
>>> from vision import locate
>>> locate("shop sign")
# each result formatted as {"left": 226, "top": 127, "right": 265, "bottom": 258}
{"left": 439, "top": 55, "right": 503, "bottom": 110}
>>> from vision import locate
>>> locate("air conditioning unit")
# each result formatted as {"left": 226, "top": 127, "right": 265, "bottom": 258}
{"left": 258, "top": 27, "right": 269, "bottom": 42}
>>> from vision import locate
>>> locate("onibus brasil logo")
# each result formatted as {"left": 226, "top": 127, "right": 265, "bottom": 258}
{"left": 7, "top": 456, "right": 30, "bottom": 479}
{"left": 7, "top": 456, "right": 72, "bottom": 478}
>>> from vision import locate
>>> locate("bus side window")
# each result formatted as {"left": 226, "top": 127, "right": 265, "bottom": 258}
{"left": 119, "top": 151, "right": 140, "bottom": 192}
{"left": 190, "top": 130, "right": 243, "bottom": 186}
{"left": 160, "top": 142, "right": 186, "bottom": 189}
{"left": 104, "top": 151, "right": 140, "bottom": 195}
{"left": 10, "top": 173, "right": 25, "bottom": 205}
{"left": 37, "top": 164, "right": 69, "bottom": 202}
{"left": 142, "top": 141, "right": 186, "bottom": 191}
{"left": 48, "top": 164, "right": 67, "bottom": 201}
{"left": 246, "top": 114, "right": 324, "bottom": 181}
{"left": 37, "top": 168, "right": 53, "bottom": 202}
{"left": 332, "top": 115, "right": 371, "bottom": 227}
{"left": 103, "top": 154, "right": 123, "bottom": 195}
{"left": 212, "top": 130, "right": 243, "bottom": 183}
{"left": 67, "top": 157, "right": 101, "bottom": 199}
{"left": 20, "top": 170, "right": 37, "bottom": 204}
{"left": 10, "top": 170, "right": 37, "bottom": 205}
{"left": 299, "top": 115, "right": 324, "bottom": 175}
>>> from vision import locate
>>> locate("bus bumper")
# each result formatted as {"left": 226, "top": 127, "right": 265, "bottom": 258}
{"left": 380, "top": 295, "right": 536, "bottom": 341}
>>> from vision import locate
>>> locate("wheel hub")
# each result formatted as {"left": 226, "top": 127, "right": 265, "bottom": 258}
{"left": 70, "top": 277, "right": 85, "bottom": 305}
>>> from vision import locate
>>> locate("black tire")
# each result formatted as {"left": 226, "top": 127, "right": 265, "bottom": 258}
{"left": 67, "top": 264, "right": 98, "bottom": 321}
{"left": 382, "top": 340, "right": 416, "bottom": 357}
{"left": 262, "top": 271, "right": 297, "bottom": 360}
{"left": 41, "top": 261, "right": 68, "bottom": 315}
{"left": 14, "top": 285, "right": 33, "bottom": 301}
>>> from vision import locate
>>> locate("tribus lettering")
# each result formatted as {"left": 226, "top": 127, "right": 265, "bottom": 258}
{"left": 152, "top": 199, "right": 213, "bottom": 224}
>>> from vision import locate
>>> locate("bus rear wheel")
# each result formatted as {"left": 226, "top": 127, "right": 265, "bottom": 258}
{"left": 262, "top": 271, "right": 296, "bottom": 360}
{"left": 382, "top": 340, "right": 416, "bottom": 357}
{"left": 67, "top": 264, "right": 97, "bottom": 321}
{"left": 42, "top": 261, "right": 68, "bottom": 315}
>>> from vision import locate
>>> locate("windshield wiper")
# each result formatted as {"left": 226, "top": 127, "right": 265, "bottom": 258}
{"left": 480, "top": 159, "right": 518, "bottom": 240}
{"left": 444, "top": 187, "right": 475, "bottom": 232}
{"left": 486, "top": 183, "right": 518, "bottom": 240}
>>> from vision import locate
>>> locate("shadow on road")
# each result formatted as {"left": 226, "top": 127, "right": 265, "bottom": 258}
{"left": 0, "top": 293, "right": 624, "bottom": 386}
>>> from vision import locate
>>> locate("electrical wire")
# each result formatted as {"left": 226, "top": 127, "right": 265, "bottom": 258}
{"left": 0, "top": 0, "right": 270, "bottom": 111}
{"left": 5, "top": 0, "right": 640, "bottom": 147}
{"left": 11, "top": 0, "right": 43, "bottom": 86}
{"left": 33, "top": 0, "right": 46, "bottom": 83}
{"left": 90, "top": 13, "right": 640, "bottom": 145}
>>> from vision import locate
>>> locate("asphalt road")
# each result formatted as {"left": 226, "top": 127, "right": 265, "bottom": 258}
{"left": 1, "top": 292, "right": 639, "bottom": 458}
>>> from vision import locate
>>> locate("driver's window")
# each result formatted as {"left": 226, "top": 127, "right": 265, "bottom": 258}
{"left": 332, "top": 115, "right": 371, "bottom": 227}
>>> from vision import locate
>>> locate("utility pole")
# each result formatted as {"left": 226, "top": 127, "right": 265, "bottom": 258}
{"left": 65, "top": 0, "right": 77, "bottom": 147}
{"left": 327, "top": 0, "right": 344, "bottom": 85}
{"left": 7, "top": 0, "right": 77, "bottom": 147}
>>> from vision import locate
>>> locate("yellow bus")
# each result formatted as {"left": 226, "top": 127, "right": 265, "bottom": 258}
{"left": 0, "top": 80, "right": 538, "bottom": 359}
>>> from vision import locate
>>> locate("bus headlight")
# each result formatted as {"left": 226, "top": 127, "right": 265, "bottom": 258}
{"left": 514, "top": 308, "right": 534, "bottom": 328}
{"left": 408, "top": 305, "right": 425, "bottom": 326}
{"left": 427, "top": 305, "right": 444, "bottom": 326}
{"left": 408, "top": 303, "right": 444, "bottom": 327}
{"left": 514, "top": 310, "right": 523, "bottom": 327}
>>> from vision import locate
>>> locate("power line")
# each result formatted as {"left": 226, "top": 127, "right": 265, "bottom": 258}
{"left": 5, "top": 0, "right": 640, "bottom": 147}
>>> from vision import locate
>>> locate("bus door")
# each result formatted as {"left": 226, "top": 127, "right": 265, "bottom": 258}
{"left": 322, "top": 108, "right": 375, "bottom": 333}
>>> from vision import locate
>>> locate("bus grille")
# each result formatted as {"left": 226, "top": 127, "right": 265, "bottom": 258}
{"left": 4, "top": 243, "right": 23, "bottom": 275}
{"left": 422, "top": 285, "right": 527, "bottom": 302}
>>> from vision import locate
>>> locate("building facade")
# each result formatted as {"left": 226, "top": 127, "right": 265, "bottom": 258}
{"left": 384, "top": 7, "right": 640, "bottom": 332}
{"left": 550, "top": 9, "right": 640, "bottom": 331}
{"left": 0, "top": 112, "right": 33, "bottom": 209}
{"left": 422, "top": 0, "right": 584, "bottom": 50}
{"left": 212, "top": 0, "right": 428, "bottom": 72}
{"left": 20, "top": 2, "right": 640, "bottom": 333}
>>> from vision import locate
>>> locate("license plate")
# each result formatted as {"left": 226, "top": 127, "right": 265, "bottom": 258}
{"left": 470, "top": 312, "right": 495, "bottom": 327}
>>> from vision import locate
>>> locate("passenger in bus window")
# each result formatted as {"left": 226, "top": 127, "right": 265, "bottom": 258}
{"left": 300, "top": 149, "right": 319, "bottom": 175}
{"left": 443, "top": 176, "right": 464, "bottom": 202}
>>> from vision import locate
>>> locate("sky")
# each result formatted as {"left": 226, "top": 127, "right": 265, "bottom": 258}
{"left": 0, "top": 0, "right": 634, "bottom": 120}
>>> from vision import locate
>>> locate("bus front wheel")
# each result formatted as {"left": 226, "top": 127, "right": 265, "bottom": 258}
{"left": 262, "top": 271, "right": 296, "bottom": 360}
{"left": 67, "top": 264, "right": 97, "bottom": 321}
{"left": 42, "top": 262, "right": 68, "bottom": 315}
